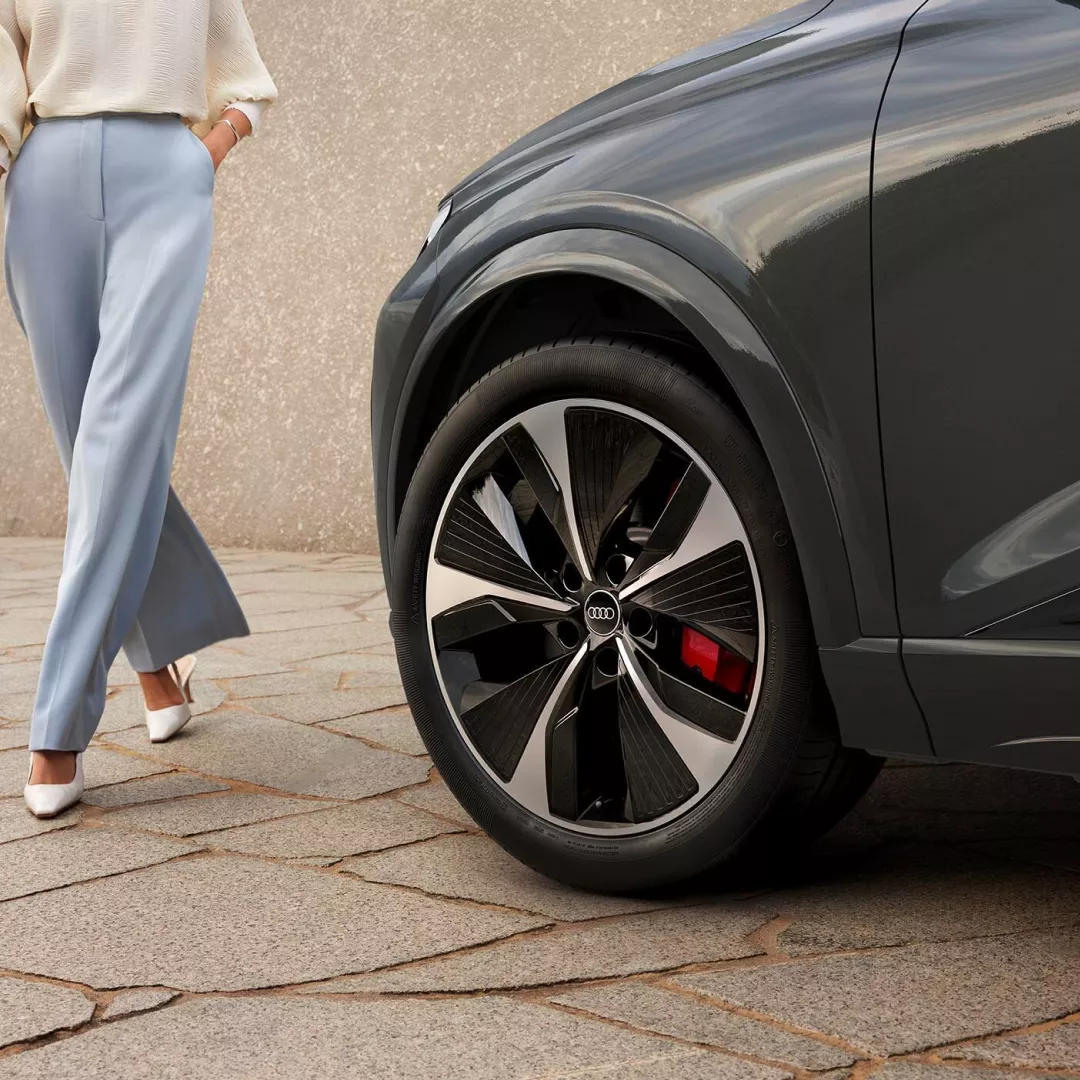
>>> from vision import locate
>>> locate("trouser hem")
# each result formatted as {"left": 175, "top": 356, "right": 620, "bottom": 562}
{"left": 128, "top": 610, "right": 251, "bottom": 674}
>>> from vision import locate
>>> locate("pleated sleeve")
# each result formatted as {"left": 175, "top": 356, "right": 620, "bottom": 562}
{"left": 203, "top": 0, "right": 277, "bottom": 136}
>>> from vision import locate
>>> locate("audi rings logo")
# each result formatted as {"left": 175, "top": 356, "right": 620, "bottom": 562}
{"left": 583, "top": 590, "right": 621, "bottom": 638}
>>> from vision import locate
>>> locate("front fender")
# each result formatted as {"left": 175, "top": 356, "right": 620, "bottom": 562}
{"left": 384, "top": 225, "right": 860, "bottom": 649}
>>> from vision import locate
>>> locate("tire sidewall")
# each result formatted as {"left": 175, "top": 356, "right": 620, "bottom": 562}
{"left": 391, "top": 341, "right": 813, "bottom": 891}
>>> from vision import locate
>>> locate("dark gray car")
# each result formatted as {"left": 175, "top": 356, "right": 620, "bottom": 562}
{"left": 372, "top": 0, "right": 1080, "bottom": 890}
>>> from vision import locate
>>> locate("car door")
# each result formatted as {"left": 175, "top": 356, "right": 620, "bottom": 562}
{"left": 872, "top": 0, "right": 1080, "bottom": 774}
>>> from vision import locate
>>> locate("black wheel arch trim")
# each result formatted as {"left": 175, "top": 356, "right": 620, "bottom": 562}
{"left": 379, "top": 214, "right": 861, "bottom": 650}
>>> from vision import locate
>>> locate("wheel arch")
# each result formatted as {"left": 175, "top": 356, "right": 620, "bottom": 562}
{"left": 387, "top": 228, "right": 860, "bottom": 648}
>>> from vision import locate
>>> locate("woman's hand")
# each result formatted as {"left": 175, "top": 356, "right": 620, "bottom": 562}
{"left": 200, "top": 108, "right": 253, "bottom": 172}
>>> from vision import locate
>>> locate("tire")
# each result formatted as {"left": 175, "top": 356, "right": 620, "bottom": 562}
{"left": 391, "top": 338, "right": 881, "bottom": 892}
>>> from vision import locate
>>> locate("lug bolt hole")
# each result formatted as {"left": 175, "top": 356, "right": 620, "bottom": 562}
{"left": 605, "top": 554, "right": 631, "bottom": 586}
{"left": 627, "top": 608, "right": 654, "bottom": 639}
{"left": 596, "top": 646, "right": 620, "bottom": 679}
{"left": 561, "top": 564, "right": 583, "bottom": 594}
{"left": 556, "top": 620, "right": 581, "bottom": 649}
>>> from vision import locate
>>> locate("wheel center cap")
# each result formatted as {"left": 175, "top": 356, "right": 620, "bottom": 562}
{"left": 584, "top": 589, "right": 621, "bottom": 638}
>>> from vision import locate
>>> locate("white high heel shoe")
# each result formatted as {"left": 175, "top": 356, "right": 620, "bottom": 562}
{"left": 145, "top": 654, "right": 197, "bottom": 743}
{"left": 24, "top": 753, "right": 84, "bottom": 818}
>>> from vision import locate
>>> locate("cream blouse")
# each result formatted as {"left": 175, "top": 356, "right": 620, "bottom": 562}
{"left": 0, "top": 0, "right": 278, "bottom": 169}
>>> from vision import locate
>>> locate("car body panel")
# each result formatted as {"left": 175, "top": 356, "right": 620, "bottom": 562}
{"left": 819, "top": 637, "right": 931, "bottom": 757}
{"left": 872, "top": 0, "right": 1080, "bottom": 770}
{"left": 447, "top": 0, "right": 837, "bottom": 212}
{"left": 904, "top": 640, "right": 1080, "bottom": 774}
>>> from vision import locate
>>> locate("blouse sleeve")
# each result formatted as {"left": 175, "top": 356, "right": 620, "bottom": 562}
{"left": 0, "top": 0, "right": 27, "bottom": 170}
{"left": 225, "top": 99, "right": 265, "bottom": 133}
{"left": 203, "top": 0, "right": 278, "bottom": 137}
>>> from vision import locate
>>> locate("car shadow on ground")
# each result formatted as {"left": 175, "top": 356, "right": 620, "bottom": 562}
{"left": 683, "top": 760, "right": 1080, "bottom": 920}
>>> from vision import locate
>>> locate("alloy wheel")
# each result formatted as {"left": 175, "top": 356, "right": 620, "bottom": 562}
{"left": 425, "top": 398, "right": 765, "bottom": 837}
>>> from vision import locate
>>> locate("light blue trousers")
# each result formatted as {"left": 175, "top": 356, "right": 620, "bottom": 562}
{"left": 5, "top": 114, "right": 250, "bottom": 752}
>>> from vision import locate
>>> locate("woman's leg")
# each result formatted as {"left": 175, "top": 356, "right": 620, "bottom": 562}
{"left": 139, "top": 670, "right": 186, "bottom": 709}
{"left": 123, "top": 487, "right": 250, "bottom": 674}
{"left": 6, "top": 120, "right": 107, "bottom": 767}
{"left": 4, "top": 121, "right": 106, "bottom": 492}
{"left": 25, "top": 116, "right": 216, "bottom": 753}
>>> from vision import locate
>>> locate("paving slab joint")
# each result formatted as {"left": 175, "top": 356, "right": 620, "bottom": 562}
{"left": 535, "top": 994, "right": 825, "bottom": 1079}
{"left": 652, "top": 977, "right": 872, "bottom": 1060}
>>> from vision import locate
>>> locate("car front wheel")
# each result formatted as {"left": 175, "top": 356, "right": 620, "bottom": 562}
{"left": 391, "top": 338, "right": 880, "bottom": 892}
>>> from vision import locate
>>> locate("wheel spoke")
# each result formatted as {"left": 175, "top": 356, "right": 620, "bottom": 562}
{"left": 501, "top": 423, "right": 586, "bottom": 580}
{"left": 624, "top": 538, "right": 757, "bottom": 661}
{"left": 620, "top": 480, "right": 747, "bottom": 600}
{"left": 565, "top": 408, "right": 662, "bottom": 576}
{"left": 473, "top": 474, "right": 532, "bottom": 567}
{"left": 432, "top": 594, "right": 575, "bottom": 650}
{"left": 459, "top": 649, "right": 581, "bottom": 782}
{"left": 517, "top": 404, "right": 591, "bottom": 578}
{"left": 617, "top": 640, "right": 739, "bottom": 792}
{"left": 436, "top": 482, "right": 560, "bottom": 600}
{"left": 546, "top": 705, "right": 580, "bottom": 820}
{"left": 614, "top": 650, "right": 698, "bottom": 823}
{"left": 619, "top": 468, "right": 757, "bottom": 661}
{"left": 503, "top": 643, "right": 589, "bottom": 810}
{"left": 621, "top": 462, "right": 711, "bottom": 588}
{"left": 426, "top": 561, "right": 574, "bottom": 619}
{"left": 632, "top": 642, "right": 746, "bottom": 742}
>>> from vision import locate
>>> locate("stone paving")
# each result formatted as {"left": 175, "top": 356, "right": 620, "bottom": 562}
{"left": 1, "top": 536, "right": 1080, "bottom": 1078}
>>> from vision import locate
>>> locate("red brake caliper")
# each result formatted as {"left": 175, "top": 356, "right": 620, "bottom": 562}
{"left": 681, "top": 627, "right": 752, "bottom": 696}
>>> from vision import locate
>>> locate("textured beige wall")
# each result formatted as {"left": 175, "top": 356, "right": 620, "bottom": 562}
{"left": 0, "top": 0, "right": 786, "bottom": 553}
